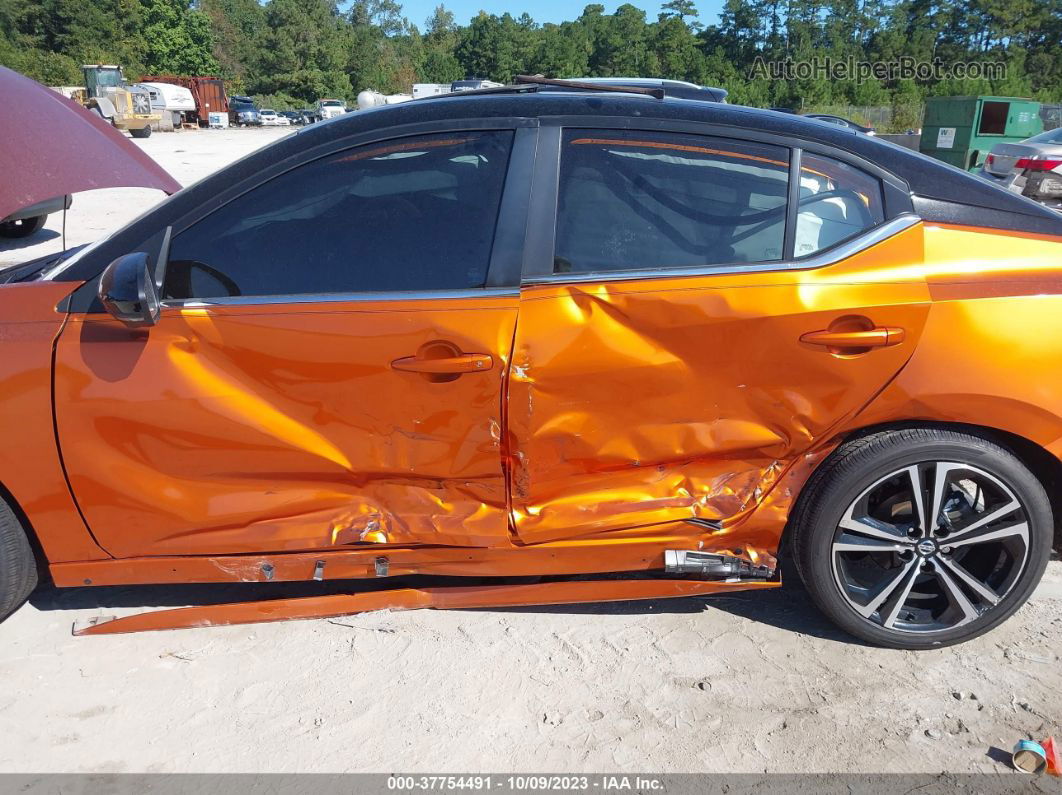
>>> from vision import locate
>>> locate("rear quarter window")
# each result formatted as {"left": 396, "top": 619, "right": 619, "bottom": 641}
{"left": 795, "top": 153, "right": 885, "bottom": 257}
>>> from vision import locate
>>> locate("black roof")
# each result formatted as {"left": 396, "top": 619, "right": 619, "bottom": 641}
{"left": 49, "top": 91, "right": 1062, "bottom": 285}
{"left": 293, "top": 92, "right": 1060, "bottom": 227}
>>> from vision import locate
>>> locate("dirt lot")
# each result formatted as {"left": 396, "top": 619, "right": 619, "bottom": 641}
{"left": 0, "top": 127, "right": 1060, "bottom": 775}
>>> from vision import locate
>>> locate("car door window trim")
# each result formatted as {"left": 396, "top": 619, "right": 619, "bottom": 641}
{"left": 65, "top": 119, "right": 537, "bottom": 313}
{"left": 783, "top": 147, "right": 803, "bottom": 259}
{"left": 160, "top": 287, "right": 519, "bottom": 309}
{"left": 521, "top": 214, "right": 919, "bottom": 286}
{"left": 537, "top": 115, "right": 912, "bottom": 199}
{"left": 523, "top": 122, "right": 906, "bottom": 286}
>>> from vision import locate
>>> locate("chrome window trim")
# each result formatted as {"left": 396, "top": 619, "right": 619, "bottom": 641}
{"left": 160, "top": 287, "right": 519, "bottom": 310}
{"left": 522, "top": 214, "right": 920, "bottom": 287}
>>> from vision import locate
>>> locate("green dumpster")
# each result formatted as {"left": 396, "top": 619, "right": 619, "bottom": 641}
{"left": 919, "top": 96, "right": 1044, "bottom": 172}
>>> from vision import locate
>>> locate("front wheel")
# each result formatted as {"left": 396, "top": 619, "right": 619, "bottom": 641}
{"left": 0, "top": 497, "right": 37, "bottom": 622}
{"left": 791, "top": 428, "right": 1052, "bottom": 649}
{"left": 130, "top": 125, "right": 152, "bottom": 139}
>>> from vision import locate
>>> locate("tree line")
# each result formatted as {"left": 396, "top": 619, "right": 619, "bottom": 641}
{"left": 1, "top": 0, "right": 1060, "bottom": 124}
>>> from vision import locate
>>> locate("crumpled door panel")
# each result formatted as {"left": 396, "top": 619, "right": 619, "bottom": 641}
{"left": 54, "top": 296, "right": 516, "bottom": 558}
{"left": 509, "top": 224, "right": 930, "bottom": 543}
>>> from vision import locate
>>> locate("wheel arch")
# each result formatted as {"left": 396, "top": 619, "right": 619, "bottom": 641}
{"left": 0, "top": 477, "right": 50, "bottom": 581}
{"left": 788, "top": 419, "right": 1062, "bottom": 553}
{"left": 88, "top": 96, "right": 117, "bottom": 119}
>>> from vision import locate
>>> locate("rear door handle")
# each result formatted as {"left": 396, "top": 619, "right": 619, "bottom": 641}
{"left": 391, "top": 353, "right": 494, "bottom": 374}
{"left": 800, "top": 327, "right": 905, "bottom": 349}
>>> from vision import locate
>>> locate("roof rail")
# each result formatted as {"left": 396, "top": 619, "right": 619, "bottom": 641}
{"left": 514, "top": 75, "right": 664, "bottom": 99}
{"left": 420, "top": 75, "right": 667, "bottom": 102}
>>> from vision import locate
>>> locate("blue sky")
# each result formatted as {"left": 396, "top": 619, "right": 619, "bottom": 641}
{"left": 396, "top": 0, "right": 726, "bottom": 29}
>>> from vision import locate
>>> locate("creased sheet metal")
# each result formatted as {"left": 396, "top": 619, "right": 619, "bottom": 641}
{"left": 72, "top": 577, "right": 779, "bottom": 635}
{"left": 54, "top": 295, "right": 517, "bottom": 557}
{"left": 508, "top": 224, "right": 930, "bottom": 544}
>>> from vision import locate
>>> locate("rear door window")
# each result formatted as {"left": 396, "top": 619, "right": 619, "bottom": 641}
{"left": 165, "top": 131, "right": 514, "bottom": 299}
{"left": 553, "top": 130, "right": 789, "bottom": 274}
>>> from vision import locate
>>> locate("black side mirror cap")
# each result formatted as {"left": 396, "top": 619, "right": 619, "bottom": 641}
{"left": 98, "top": 252, "right": 160, "bottom": 327}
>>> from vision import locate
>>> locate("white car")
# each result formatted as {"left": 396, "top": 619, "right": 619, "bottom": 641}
{"left": 259, "top": 109, "right": 289, "bottom": 127}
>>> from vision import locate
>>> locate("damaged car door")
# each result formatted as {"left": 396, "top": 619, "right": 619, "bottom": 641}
{"left": 54, "top": 129, "right": 525, "bottom": 557}
{"left": 509, "top": 127, "right": 930, "bottom": 543}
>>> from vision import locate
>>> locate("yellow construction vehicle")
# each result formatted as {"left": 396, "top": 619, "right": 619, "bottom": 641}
{"left": 74, "top": 64, "right": 159, "bottom": 138}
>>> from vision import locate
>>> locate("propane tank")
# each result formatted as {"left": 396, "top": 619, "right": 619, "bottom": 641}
{"left": 357, "top": 90, "right": 414, "bottom": 110}
{"left": 357, "top": 90, "right": 387, "bottom": 110}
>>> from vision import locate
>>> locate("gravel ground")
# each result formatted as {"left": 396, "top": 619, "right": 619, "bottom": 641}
{"left": 0, "top": 126, "right": 1059, "bottom": 775}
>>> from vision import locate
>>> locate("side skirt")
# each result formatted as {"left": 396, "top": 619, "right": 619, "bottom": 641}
{"left": 51, "top": 528, "right": 778, "bottom": 588}
{"left": 72, "top": 577, "right": 779, "bottom": 636}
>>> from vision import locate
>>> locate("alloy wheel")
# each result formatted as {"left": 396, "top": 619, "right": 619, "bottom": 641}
{"left": 831, "top": 461, "right": 1030, "bottom": 634}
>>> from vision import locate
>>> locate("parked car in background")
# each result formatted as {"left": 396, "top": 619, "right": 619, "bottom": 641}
{"left": 259, "top": 109, "right": 289, "bottom": 126}
{"left": 804, "top": 114, "right": 876, "bottom": 135}
{"left": 298, "top": 109, "right": 316, "bottom": 125}
{"left": 315, "top": 98, "right": 346, "bottom": 121}
{"left": 229, "top": 95, "right": 261, "bottom": 126}
{"left": 278, "top": 110, "right": 304, "bottom": 125}
{"left": 0, "top": 194, "right": 70, "bottom": 239}
{"left": 979, "top": 127, "right": 1062, "bottom": 211}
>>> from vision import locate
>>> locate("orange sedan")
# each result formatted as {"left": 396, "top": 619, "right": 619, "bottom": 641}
{"left": 2, "top": 77, "right": 1061, "bottom": 648}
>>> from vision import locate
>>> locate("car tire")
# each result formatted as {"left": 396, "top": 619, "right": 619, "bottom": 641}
{"left": 791, "top": 428, "right": 1051, "bottom": 649}
{"left": 0, "top": 214, "right": 46, "bottom": 238}
{"left": 130, "top": 125, "right": 152, "bottom": 139}
{"left": 0, "top": 497, "right": 37, "bottom": 622}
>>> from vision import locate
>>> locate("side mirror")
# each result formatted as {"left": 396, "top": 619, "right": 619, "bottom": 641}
{"left": 98, "top": 252, "right": 160, "bottom": 327}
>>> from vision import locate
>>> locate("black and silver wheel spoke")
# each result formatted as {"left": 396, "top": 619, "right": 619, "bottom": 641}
{"left": 853, "top": 555, "right": 918, "bottom": 622}
{"left": 831, "top": 460, "right": 1029, "bottom": 634}
{"left": 945, "top": 518, "right": 1026, "bottom": 547}
{"left": 935, "top": 555, "right": 1001, "bottom": 607}
{"left": 931, "top": 559, "right": 980, "bottom": 625}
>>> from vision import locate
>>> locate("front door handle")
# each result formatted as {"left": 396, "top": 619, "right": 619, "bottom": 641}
{"left": 391, "top": 352, "right": 494, "bottom": 374}
{"left": 800, "top": 327, "right": 905, "bottom": 349}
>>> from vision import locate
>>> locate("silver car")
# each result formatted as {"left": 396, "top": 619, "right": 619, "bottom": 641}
{"left": 979, "top": 127, "right": 1062, "bottom": 210}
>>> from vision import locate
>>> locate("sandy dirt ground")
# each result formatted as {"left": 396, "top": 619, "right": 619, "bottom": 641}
{"left": 0, "top": 127, "right": 1060, "bottom": 775}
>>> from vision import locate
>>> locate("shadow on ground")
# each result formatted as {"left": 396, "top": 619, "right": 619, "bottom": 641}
{"left": 502, "top": 581, "right": 858, "bottom": 644}
{"left": 0, "top": 229, "right": 60, "bottom": 250}
{"left": 27, "top": 572, "right": 855, "bottom": 644}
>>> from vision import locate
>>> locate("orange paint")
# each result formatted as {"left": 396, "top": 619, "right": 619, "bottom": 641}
{"left": 1, "top": 215, "right": 1061, "bottom": 628}
{"left": 53, "top": 293, "right": 517, "bottom": 556}
{"left": 507, "top": 223, "right": 930, "bottom": 543}
{"left": 0, "top": 282, "right": 106, "bottom": 562}
{"left": 72, "top": 577, "right": 778, "bottom": 635}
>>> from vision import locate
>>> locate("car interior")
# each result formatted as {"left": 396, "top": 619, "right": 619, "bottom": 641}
{"left": 165, "top": 132, "right": 513, "bottom": 298}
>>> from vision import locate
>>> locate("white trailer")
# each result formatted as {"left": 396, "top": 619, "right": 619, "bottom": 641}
{"left": 140, "top": 81, "right": 196, "bottom": 128}
{"left": 413, "top": 83, "right": 452, "bottom": 100}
